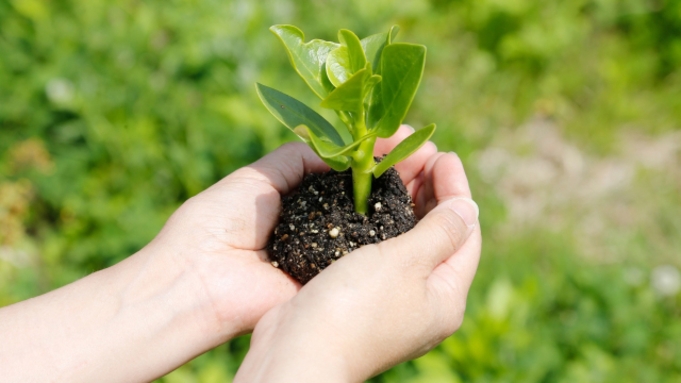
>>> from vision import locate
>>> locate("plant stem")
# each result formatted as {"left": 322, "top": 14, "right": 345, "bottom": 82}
{"left": 350, "top": 112, "right": 375, "bottom": 215}
{"left": 352, "top": 138, "right": 375, "bottom": 215}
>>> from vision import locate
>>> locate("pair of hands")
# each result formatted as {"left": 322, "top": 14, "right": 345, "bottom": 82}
{"left": 153, "top": 125, "right": 481, "bottom": 381}
{"left": 0, "top": 125, "right": 479, "bottom": 383}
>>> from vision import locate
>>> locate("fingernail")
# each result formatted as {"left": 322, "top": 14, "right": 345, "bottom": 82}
{"left": 403, "top": 124, "right": 415, "bottom": 133}
{"left": 446, "top": 197, "right": 479, "bottom": 230}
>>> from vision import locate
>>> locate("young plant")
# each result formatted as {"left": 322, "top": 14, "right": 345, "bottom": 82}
{"left": 256, "top": 25, "right": 435, "bottom": 215}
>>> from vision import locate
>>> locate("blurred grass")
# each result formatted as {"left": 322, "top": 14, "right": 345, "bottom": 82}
{"left": 1, "top": 0, "right": 680, "bottom": 381}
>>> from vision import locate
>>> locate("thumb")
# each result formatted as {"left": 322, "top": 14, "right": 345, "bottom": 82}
{"left": 380, "top": 198, "right": 479, "bottom": 271}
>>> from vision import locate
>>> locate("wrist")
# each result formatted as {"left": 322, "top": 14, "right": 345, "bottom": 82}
{"left": 235, "top": 307, "right": 355, "bottom": 383}
{"left": 123, "top": 243, "right": 242, "bottom": 346}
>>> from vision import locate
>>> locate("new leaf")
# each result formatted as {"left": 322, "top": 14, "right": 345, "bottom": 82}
{"left": 270, "top": 25, "right": 339, "bottom": 99}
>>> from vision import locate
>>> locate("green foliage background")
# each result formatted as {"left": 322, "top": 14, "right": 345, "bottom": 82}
{"left": 1, "top": 0, "right": 680, "bottom": 381}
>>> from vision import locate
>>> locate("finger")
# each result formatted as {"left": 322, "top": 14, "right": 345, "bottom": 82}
{"left": 375, "top": 125, "right": 438, "bottom": 186}
{"left": 430, "top": 226, "right": 482, "bottom": 298}
{"left": 413, "top": 152, "right": 471, "bottom": 218}
{"left": 379, "top": 197, "right": 479, "bottom": 272}
{"left": 228, "top": 142, "right": 329, "bottom": 195}
{"left": 406, "top": 152, "right": 444, "bottom": 213}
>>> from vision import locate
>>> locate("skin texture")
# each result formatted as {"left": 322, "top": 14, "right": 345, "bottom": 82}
{"left": 0, "top": 126, "right": 480, "bottom": 383}
{"left": 235, "top": 127, "right": 481, "bottom": 382}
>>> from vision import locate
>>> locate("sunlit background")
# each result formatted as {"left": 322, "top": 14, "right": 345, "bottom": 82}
{"left": 1, "top": 0, "right": 680, "bottom": 381}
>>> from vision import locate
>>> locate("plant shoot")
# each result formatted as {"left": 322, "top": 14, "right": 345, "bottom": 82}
{"left": 256, "top": 25, "right": 435, "bottom": 214}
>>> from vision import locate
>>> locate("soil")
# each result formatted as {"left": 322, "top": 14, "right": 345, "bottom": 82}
{"left": 267, "top": 165, "right": 416, "bottom": 284}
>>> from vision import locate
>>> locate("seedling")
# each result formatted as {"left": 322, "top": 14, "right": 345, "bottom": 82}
{"left": 257, "top": 25, "right": 435, "bottom": 214}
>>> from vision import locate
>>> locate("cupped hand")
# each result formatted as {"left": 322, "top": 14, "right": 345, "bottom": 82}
{"left": 139, "top": 142, "right": 329, "bottom": 340}
{"left": 235, "top": 126, "right": 482, "bottom": 382}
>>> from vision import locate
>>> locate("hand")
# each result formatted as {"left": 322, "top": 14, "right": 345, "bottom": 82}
{"left": 140, "top": 142, "right": 332, "bottom": 340}
{"left": 235, "top": 127, "right": 482, "bottom": 382}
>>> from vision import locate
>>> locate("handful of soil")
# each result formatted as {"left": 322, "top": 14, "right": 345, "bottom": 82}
{"left": 268, "top": 166, "right": 416, "bottom": 284}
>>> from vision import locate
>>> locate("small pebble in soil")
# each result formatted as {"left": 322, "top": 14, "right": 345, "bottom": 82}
{"left": 329, "top": 227, "right": 340, "bottom": 238}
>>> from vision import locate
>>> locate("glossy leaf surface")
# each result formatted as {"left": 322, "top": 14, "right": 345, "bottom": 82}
{"left": 270, "top": 25, "right": 339, "bottom": 98}
{"left": 372, "top": 123, "right": 436, "bottom": 178}
{"left": 326, "top": 46, "right": 352, "bottom": 87}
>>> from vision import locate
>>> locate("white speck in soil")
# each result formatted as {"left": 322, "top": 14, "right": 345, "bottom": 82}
{"left": 289, "top": 223, "right": 295, "bottom": 231}
{"left": 310, "top": 242, "right": 318, "bottom": 248}
{"left": 369, "top": 230, "right": 376, "bottom": 237}
{"left": 271, "top": 261, "right": 279, "bottom": 268}
{"left": 374, "top": 202, "right": 382, "bottom": 211}
{"left": 329, "top": 227, "right": 340, "bottom": 238}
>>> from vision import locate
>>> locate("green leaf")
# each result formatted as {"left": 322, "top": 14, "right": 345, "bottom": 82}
{"left": 295, "top": 125, "right": 377, "bottom": 158}
{"left": 372, "top": 43, "right": 426, "bottom": 138}
{"left": 320, "top": 68, "right": 371, "bottom": 112}
{"left": 372, "top": 123, "right": 436, "bottom": 178}
{"left": 363, "top": 26, "right": 399, "bottom": 129}
{"left": 270, "top": 25, "right": 339, "bottom": 98}
{"left": 326, "top": 30, "right": 368, "bottom": 88}
{"left": 361, "top": 25, "right": 399, "bottom": 74}
{"left": 338, "top": 29, "right": 366, "bottom": 73}
{"left": 255, "top": 83, "right": 345, "bottom": 146}
{"left": 326, "top": 46, "right": 352, "bottom": 87}
{"left": 293, "top": 126, "right": 352, "bottom": 171}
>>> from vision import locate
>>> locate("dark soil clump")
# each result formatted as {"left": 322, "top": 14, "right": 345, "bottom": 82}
{"left": 267, "top": 166, "right": 416, "bottom": 284}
